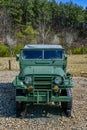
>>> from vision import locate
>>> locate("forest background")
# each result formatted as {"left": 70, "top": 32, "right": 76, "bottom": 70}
{"left": 0, "top": 0, "right": 87, "bottom": 56}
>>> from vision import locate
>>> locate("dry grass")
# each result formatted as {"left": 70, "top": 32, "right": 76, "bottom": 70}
{"left": 67, "top": 55, "right": 87, "bottom": 76}
{"left": 0, "top": 55, "right": 87, "bottom": 76}
{"left": 0, "top": 57, "right": 19, "bottom": 71}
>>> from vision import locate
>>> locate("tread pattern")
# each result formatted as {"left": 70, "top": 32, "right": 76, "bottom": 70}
{"left": 61, "top": 89, "right": 72, "bottom": 117}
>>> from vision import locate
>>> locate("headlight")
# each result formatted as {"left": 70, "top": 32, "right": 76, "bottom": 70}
{"left": 24, "top": 76, "right": 32, "bottom": 84}
{"left": 54, "top": 76, "right": 62, "bottom": 84}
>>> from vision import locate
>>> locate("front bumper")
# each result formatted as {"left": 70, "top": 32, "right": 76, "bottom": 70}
{"left": 16, "top": 96, "right": 70, "bottom": 103}
{"left": 16, "top": 91, "right": 70, "bottom": 104}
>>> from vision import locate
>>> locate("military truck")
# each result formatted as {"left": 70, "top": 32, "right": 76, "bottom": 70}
{"left": 13, "top": 44, "right": 74, "bottom": 117}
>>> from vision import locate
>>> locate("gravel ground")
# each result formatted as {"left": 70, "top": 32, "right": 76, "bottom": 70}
{"left": 0, "top": 71, "right": 87, "bottom": 130}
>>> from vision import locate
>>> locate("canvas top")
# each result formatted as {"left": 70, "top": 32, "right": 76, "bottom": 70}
{"left": 24, "top": 44, "right": 63, "bottom": 49}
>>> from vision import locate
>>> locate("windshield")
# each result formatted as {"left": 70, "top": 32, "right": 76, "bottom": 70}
{"left": 22, "top": 49, "right": 64, "bottom": 59}
{"left": 22, "top": 50, "right": 42, "bottom": 59}
{"left": 44, "top": 50, "right": 63, "bottom": 59}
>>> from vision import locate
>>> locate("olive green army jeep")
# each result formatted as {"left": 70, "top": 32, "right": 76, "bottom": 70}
{"left": 12, "top": 44, "right": 74, "bottom": 117}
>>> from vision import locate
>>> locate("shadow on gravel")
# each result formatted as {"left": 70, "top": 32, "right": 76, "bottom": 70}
{"left": 19, "top": 105, "right": 63, "bottom": 119}
{"left": 0, "top": 83, "right": 16, "bottom": 118}
{"left": 0, "top": 82, "right": 64, "bottom": 119}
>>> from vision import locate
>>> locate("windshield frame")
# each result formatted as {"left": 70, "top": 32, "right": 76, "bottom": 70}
{"left": 21, "top": 49, "right": 64, "bottom": 60}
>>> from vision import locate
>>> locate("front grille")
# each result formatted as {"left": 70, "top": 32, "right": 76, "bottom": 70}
{"left": 34, "top": 76, "right": 52, "bottom": 90}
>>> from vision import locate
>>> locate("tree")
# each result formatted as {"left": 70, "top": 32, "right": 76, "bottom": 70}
{"left": 20, "top": 0, "right": 34, "bottom": 25}
{"left": 0, "top": 0, "right": 87, "bottom": 48}
{"left": 50, "top": 0, "right": 59, "bottom": 31}
{"left": 33, "top": 0, "right": 52, "bottom": 43}
{"left": 23, "top": 25, "right": 38, "bottom": 44}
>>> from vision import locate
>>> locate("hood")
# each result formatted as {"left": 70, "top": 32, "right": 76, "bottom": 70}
{"left": 21, "top": 66, "right": 65, "bottom": 77}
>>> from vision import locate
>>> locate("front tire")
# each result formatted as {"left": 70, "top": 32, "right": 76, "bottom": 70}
{"left": 16, "top": 102, "right": 22, "bottom": 117}
{"left": 61, "top": 89, "right": 72, "bottom": 117}
{"left": 16, "top": 102, "right": 26, "bottom": 117}
{"left": 16, "top": 90, "right": 26, "bottom": 117}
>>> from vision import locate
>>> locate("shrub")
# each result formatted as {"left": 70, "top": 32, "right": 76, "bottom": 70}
{"left": 72, "top": 48, "right": 82, "bottom": 54}
{"left": 13, "top": 44, "right": 24, "bottom": 56}
{"left": 84, "top": 48, "right": 87, "bottom": 54}
{"left": 0, "top": 44, "right": 10, "bottom": 57}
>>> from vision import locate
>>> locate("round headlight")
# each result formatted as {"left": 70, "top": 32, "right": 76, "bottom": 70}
{"left": 54, "top": 76, "right": 62, "bottom": 84}
{"left": 24, "top": 76, "right": 32, "bottom": 84}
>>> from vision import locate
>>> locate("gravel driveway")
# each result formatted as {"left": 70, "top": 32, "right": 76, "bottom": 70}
{"left": 0, "top": 71, "right": 87, "bottom": 130}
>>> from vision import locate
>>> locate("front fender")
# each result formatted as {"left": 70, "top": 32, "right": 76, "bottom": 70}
{"left": 12, "top": 76, "right": 26, "bottom": 88}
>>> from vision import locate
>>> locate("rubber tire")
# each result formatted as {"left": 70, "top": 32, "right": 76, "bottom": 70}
{"left": 16, "top": 102, "right": 26, "bottom": 117}
{"left": 16, "top": 102, "right": 22, "bottom": 117}
{"left": 16, "top": 90, "right": 26, "bottom": 117}
{"left": 61, "top": 89, "right": 72, "bottom": 117}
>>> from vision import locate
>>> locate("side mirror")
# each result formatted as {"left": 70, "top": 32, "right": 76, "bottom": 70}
{"left": 66, "top": 72, "right": 71, "bottom": 76}
{"left": 66, "top": 72, "right": 72, "bottom": 79}
{"left": 16, "top": 54, "right": 20, "bottom": 61}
